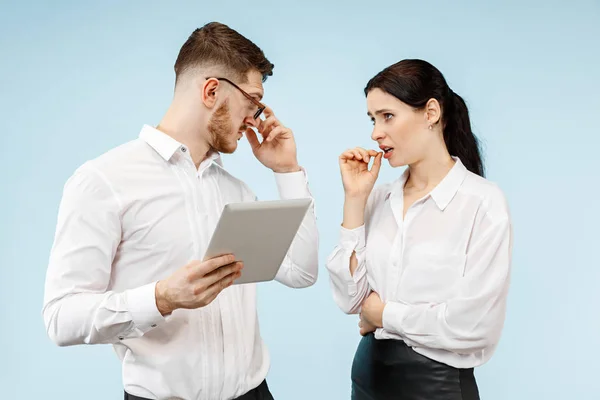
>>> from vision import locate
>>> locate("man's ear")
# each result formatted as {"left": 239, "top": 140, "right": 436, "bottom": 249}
{"left": 201, "top": 78, "right": 220, "bottom": 109}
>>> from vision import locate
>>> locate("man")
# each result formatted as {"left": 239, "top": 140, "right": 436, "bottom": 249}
{"left": 42, "top": 22, "right": 319, "bottom": 400}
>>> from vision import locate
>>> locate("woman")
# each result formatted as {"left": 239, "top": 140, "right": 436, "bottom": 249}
{"left": 326, "top": 59, "right": 512, "bottom": 400}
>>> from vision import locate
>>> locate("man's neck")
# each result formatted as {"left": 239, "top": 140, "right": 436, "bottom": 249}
{"left": 157, "top": 104, "right": 212, "bottom": 169}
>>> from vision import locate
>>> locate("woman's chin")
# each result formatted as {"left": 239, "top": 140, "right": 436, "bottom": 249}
{"left": 387, "top": 155, "right": 407, "bottom": 168}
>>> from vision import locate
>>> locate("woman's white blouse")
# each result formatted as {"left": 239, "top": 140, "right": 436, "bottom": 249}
{"left": 326, "top": 158, "right": 513, "bottom": 368}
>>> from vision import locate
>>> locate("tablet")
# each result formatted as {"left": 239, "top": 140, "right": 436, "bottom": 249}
{"left": 203, "top": 198, "right": 313, "bottom": 285}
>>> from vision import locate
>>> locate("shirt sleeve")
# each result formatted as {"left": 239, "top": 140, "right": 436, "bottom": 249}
{"left": 324, "top": 224, "right": 370, "bottom": 314}
{"left": 324, "top": 187, "right": 383, "bottom": 314}
{"left": 42, "top": 165, "right": 166, "bottom": 346}
{"left": 382, "top": 190, "right": 513, "bottom": 354}
{"left": 257, "top": 168, "right": 319, "bottom": 288}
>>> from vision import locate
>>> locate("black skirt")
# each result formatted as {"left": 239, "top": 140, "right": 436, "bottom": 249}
{"left": 351, "top": 333, "right": 480, "bottom": 400}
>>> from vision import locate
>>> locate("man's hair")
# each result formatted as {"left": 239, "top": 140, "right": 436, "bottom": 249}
{"left": 174, "top": 22, "right": 274, "bottom": 85}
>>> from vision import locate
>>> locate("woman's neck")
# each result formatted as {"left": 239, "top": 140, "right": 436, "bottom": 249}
{"left": 405, "top": 153, "right": 455, "bottom": 191}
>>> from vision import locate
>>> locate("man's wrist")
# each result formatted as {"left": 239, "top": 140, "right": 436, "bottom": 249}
{"left": 272, "top": 164, "right": 301, "bottom": 174}
{"left": 155, "top": 280, "right": 174, "bottom": 316}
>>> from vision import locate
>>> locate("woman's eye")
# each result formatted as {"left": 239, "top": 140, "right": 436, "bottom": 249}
{"left": 384, "top": 113, "right": 393, "bottom": 120}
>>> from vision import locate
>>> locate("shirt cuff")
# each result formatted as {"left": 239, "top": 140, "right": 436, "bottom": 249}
{"left": 274, "top": 168, "right": 312, "bottom": 199}
{"left": 382, "top": 301, "right": 408, "bottom": 335}
{"left": 126, "top": 281, "right": 165, "bottom": 333}
{"left": 339, "top": 225, "right": 366, "bottom": 252}
{"left": 338, "top": 225, "right": 367, "bottom": 294}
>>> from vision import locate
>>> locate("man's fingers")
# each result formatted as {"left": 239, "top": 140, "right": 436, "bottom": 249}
{"left": 202, "top": 261, "right": 243, "bottom": 287}
{"left": 193, "top": 263, "right": 241, "bottom": 295}
{"left": 245, "top": 128, "right": 261, "bottom": 151}
{"left": 262, "top": 105, "right": 274, "bottom": 119}
{"left": 260, "top": 115, "right": 278, "bottom": 135}
{"left": 201, "top": 270, "right": 242, "bottom": 302}
{"left": 191, "top": 254, "right": 236, "bottom": 281}
{"left": 266, "top": 126, "right": 288, "bottom": 142}
{"left": 257, "top": 117, "right": 278, "bottom": 136}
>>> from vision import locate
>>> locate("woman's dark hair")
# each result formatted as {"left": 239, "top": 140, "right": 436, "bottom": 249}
{"left": 364, "top": 59, "right": 484, "bottom": 177}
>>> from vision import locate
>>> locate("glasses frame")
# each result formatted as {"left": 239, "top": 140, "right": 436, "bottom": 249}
{"left": 207, "top": 77, "right": 266, "bottom": 120}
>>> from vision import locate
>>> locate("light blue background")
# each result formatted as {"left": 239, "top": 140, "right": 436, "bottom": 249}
{"left": 1, "top": 0, "right": 599, "bottom": 398}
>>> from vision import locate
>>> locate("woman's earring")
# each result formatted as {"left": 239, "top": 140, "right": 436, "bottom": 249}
{"left": 428, "top": 125, "right": 433, "bottom": 130}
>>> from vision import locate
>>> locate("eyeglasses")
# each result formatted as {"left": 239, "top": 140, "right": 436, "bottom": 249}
{"left": 207, "top": 77, "right": 266, "bottom": 120}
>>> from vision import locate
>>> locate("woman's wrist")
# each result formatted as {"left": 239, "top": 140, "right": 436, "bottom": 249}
{"left": 342, "top": 196, "right": 367, "bottom": 229}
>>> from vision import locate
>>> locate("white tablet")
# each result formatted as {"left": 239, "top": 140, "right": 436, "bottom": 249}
{"left": 203, "top": 198, "right": 313, "bottom": 285}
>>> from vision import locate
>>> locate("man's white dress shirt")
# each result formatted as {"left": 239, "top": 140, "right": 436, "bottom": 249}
{"left": 326, "top": 158, "right": 512, "bottom": 369}
{"left": 42, "top": 125, "right": 319, "bottom": 400}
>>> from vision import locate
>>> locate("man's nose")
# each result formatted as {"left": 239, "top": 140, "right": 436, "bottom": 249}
{"left": 244, "top": 115, "right": 259, "bottom": 128}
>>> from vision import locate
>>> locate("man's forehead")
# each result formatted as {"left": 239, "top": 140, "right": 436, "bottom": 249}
{"left": 241, "top": 70, "right": 265, "bottom": 100}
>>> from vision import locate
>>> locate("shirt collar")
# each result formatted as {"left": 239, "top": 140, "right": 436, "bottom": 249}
{"left": 428, "top": 157, "right": 467, "bottom": 210}
{"left": 139, "top": 124, "right": 183, "bottom": 161}
{"left": 139, "top": 124, "right": 224, "bottom": 167}
{"left": 202, "top": 151, "right": 224, "bottom": 169}
{"left": 385, "top": 157, "right": 467, "bottom": 211}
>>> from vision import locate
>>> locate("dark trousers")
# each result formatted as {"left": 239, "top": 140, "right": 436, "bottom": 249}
{"left": 351, "top": 333, "right": 480, "bottom": 400}
{"left": 124, "top": 379, "right": 273, "bottom": 400}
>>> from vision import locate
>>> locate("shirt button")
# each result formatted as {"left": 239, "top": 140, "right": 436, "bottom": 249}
{"left": 118, "top": 336, "right": 124, "bottom": 340}
{"left": 181, "top": 146, "right": 186, "bottom": 152}
{"left": 151, "top": 324, "right": 157, "bottom": 328}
